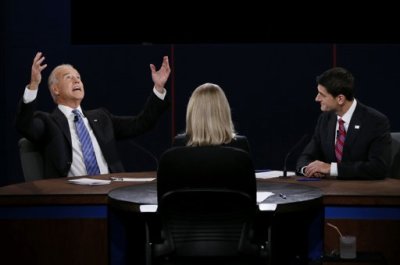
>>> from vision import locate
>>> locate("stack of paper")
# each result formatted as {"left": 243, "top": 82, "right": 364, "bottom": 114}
{"left": 68, "top": 178, "right": 111, "bottom": 185}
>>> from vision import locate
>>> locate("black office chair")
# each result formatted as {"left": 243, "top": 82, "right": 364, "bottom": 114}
{"left": 148, "top": 189, "right": 267, "bottom": 265}
{"left": 390, "top": 132, "right": 400, "bottom": 178}
{"left": 148, "top": 146, "right": 270, "bottom": 265}
{"left": 18, "top": 137, "right": 44, "bottom": 181}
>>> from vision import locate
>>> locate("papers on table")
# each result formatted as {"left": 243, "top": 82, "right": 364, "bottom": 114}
{"left": 68, "top": 178, "right": 111, "bottom": 185}
{"left": 257, "top": 191, "right": 277, "bottom": 211}
{"left": 256, "top": 170, "right": 296, "bottom": 179}
{"left": 110, "top": 177, "right": 155, "bottom": 182}
{"left": 67, "top": 177, "right": 155, "bottom": 185}
{"left": 140, "top": 205, "right": 158, "bottom": 212}
{"left": 259, "top": 203, "right": 277, "bottom": 211}
{"left": 256, "top": 191, "right": 274, "bottom": 203}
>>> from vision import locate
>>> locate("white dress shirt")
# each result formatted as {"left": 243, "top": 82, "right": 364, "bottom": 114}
{"left": 330, "top": 99, "right": 357, "bottom": 176}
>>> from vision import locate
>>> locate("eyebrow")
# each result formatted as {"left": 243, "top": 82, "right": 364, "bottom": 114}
{"left": 62, "top": 72, "right": 79, "bottom": 78}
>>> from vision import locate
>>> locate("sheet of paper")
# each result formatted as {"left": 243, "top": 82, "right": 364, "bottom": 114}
{"left": 255, "top": 170, "right": 295, "bottom": 179}
{"left": 110, "top": 177, "right": 155, "bottom": 182}
{"left": 258, "top": 203, "right": 277, "bottom": 211}
{"left": 68, "top": 178, "right": 111, "bottom": 185}
{"left": 256, "top": 191, "right": 274, "bottom": 203}
{"left": 140, "top": 205, "right": 158, "bottom": 212}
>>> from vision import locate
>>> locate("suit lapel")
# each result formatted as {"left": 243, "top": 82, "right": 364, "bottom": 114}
{"left": 343, "top": 103, "right": 364, "bottom": 159}
{"left": 52, "top": 108, "right": 72, "bottom": 145}
{"left": 85, "top": 111, "right": 102, "bottom": 144}
{"left": 327, "top": 112, "right": 338, "bottom": 160}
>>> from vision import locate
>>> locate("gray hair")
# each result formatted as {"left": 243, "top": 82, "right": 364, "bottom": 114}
{"left": 47, "top": 64, "right": 74, "bottom": 102}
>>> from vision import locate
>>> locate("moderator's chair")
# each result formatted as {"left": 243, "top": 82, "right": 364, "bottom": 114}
{"left": 18, "top": 137, "right": 44, "bottom": 181}
{"left": 149, "top": 146, "right": 270, "bottom": 265}
{"left": 390, "top": 132, "right": 400, "bottom": 178}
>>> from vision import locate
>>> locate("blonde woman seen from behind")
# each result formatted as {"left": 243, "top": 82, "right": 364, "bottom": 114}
{"left": 173, "top": 83, "right": 250, "bottom": 152}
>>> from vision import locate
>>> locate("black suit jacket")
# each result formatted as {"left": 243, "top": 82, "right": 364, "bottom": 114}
{"left": 16, "top": 93, "right": 169, "bottom": 178}
{"left": 157, "top": 146, "right": 257, "bottom": 204}
{"left": 296, "top": 101, "right": 391, "bottom": 180}
{"left": 172, "top": 134, "right": 251, "bottom": 153}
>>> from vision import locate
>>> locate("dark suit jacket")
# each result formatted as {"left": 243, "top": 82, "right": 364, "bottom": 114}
{"left": 157, "top": 146, "right": 257, "bottom": 204}
{"left": 172, "top": 134, "right": 251, "bottom": 153}
{"left": 296, "top": 101, "right": 391, "bottom": 180}
{"left": 16, "top": 93, "right": 169, "bottom": 178}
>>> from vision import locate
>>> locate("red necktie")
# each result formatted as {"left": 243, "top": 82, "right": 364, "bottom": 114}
{"left": 335, "top": 118, "right": 346, "bottom": 162}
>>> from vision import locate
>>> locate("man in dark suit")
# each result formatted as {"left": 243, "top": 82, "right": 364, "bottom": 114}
{"left": 16, "top": 52, "right": 170, "bottom": 178}
{"left": 296, "top": 67, "right": 391, "bottom": 180}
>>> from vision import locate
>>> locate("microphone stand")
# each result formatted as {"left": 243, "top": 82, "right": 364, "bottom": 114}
{"left": 128, "top": 139, "right": 159, "bottom": 170}
{"left": 280, "top": 134, "right": 309, "bottom": 178}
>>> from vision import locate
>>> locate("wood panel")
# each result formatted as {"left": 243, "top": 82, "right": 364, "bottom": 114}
{"left": 0, "top": 219, "right": 108, "bottom": 265}
{"left": 324, "top": 219, "right": 400, "bottom": 265}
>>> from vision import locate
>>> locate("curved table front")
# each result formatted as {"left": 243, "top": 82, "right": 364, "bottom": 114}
{"left": 108, "top": 181, "right": 323, "bottom": 213}
{"left": 108, "top": 181, "right": 324, "bottom": 265}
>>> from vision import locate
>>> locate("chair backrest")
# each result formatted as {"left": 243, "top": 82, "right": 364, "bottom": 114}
{"left": 390, "top": 132, "right": 400, "bottom": 178}
{"left": 152, "top": 146, "right": 265, "bottom": 264}
{"left": 18, "top": 138, "right": 44, "bottom": 181}
{"left": 153, "top": 189, "right": 260, "bottom": 263}
{"left": 156, "top": 146, "right": 257, "bottom": 204}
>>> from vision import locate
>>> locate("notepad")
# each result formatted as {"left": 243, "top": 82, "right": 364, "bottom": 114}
{"left": 68, "top": 178, "right": 111, "bottom": 185}
{"left": 256, "top": 170, "right": 295, "bottom": 179}
{"left": 256, "top": 191, "right": 274, "bottom": 203}
{"left": 258, "top": 203, "right": 277, "bottom": 211}
{"left": 110, "top": 177, "right": 155, "bottom": 182}
{"left": 140, "top": 205, "right": 158, "bottom": 212}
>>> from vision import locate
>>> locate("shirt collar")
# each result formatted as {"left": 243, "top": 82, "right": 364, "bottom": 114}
{"left": 338, "top": 99, "right": 357, "bottom": 124}
{"left": 58, "top": 104, "right": 84, "bottom": 120}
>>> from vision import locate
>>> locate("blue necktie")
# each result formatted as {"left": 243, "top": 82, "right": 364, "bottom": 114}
{"left": 72, "top": 109, "right": 100, "bottom": 176}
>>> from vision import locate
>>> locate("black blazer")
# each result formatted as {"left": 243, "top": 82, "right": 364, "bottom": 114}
{"left": 157, "top": 146, "right": 257, "bottom": 204}
{"left": 172, "top": 133, "right": 251, "bottom": 153}
{"left": 296, "top": 101, "right": 391, "bottom": 180}
{"left": 16, "top": 93, "right": 169, "bottom": 178}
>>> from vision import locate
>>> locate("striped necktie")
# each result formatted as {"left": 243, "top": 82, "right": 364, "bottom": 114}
{"left": 72, "top": 109, "right": 100, "bottom": 176}
{"left": 335, "top": 118, "right": 346, "bottom": 162}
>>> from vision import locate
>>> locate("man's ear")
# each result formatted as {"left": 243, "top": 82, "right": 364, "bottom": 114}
{"left": 337, "top": 94, "right": 346, "bottom": 105}
{"left": 52, "top": 85, "right": 59, "bottom": 96}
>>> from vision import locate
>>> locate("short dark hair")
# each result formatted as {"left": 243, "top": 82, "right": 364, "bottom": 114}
{"left": 316, "top": 67, "right": 354, "bottom": 100}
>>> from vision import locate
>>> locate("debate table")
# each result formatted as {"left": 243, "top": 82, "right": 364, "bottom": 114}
{"left": 108, "top": 181, "right": 324, "bottom": 265}
{"left": 1, "top": 173, "right": 399, "bottom": 265}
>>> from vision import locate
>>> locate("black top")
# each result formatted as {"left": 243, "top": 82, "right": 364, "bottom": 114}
{"left": 157, "top": 145, "right": 256, "bottom": 204}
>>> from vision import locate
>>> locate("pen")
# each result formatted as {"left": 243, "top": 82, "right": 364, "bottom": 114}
{"left": 279, "top": 193, "right": 287, "bottom": 199}
{"left": 110, "top": 177, "right": 124, "bottom": 181}
{"left": 297, "top": 177, "right": 321, "bottom": 181}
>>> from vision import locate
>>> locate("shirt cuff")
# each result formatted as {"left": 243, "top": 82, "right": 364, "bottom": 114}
{"left": 23, "top": 86, "right": 38, "bottom": 103}
{"left": 153, "top": 87, "right": 166, "bottom": 100}
{"left": 330, "top": 162, "right": 338, "bottom": 176}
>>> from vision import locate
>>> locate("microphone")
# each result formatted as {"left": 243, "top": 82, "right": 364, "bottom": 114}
{"left": 128, "top": 139, "right": 159, "bottom": 170}
{"left": 281, "top": 134, "right": 309, "bottom": 178}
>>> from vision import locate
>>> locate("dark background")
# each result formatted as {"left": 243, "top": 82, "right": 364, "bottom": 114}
{"left": 1, "top": 0, "right": 400, "bottom": 186}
